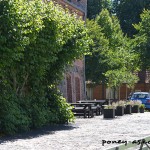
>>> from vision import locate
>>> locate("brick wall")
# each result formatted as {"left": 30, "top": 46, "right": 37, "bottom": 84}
{"left": 87, "top": 71, "right": 150, "bottom": 100}
{"left": 90, "top": 83, "right": 150, "bottom": 100}
{"left": 54, "top": 0, "right": 87, "bottom": 20}
{"left": 59, "top": 60, "right": 85, "bottom": 102}
{"left": 53, "top": 0, "right": 86, "bottom": 102}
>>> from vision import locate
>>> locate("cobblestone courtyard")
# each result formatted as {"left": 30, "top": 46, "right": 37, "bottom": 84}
{"left": 0, "top": 112, "right": 150, "bottom": 150}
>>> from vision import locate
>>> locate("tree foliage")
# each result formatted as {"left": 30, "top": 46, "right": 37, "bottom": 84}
{"left": 113, "top": 0, "right": 150, "bottom": 37}
{"left": 85, "top": 18, "right": 109, "bottom": 83}
{"left": 86, "top": 9, "right": 139, "bottom": 90}
{"left": 87, "top": 0, "right": 112, "bottom": 19}
{"left": 134, "top": 9, "right": 150, "bottom": 70}
{"left": 0, "top": 0, "right": 90, "bottom": 134}
{"left": 86, "top": 0, "right": 150, "bottom": 99}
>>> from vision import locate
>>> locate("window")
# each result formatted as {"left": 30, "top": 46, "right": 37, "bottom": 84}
{"left": 132, "top": 94, "right": 148, "bottom": 99}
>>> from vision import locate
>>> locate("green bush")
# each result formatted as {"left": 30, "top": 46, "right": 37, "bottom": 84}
{"left": 46, "top": 86, "right": 74, "bottom": 124}
{"left": 0, "top": 0, "right": 84, "bottom": 135}
{"left": 0, "top": 86, "right": 74, "bottom": 135}
{"left": 30, "top": 97, "right": 49, "bottom": 129}
{"left": 0, "top": 90, "right": 31, "bottom": 135}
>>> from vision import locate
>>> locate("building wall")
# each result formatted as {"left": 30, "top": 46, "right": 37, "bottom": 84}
{"left": 90, "top": 83, "right": 150, "bottom": 100}
{"left": 58, "top": 59, "right": 85, "bottom": 102}
{"left": 54, "top": 0, "right": 87, "bottom": 20}
{"left": 87, "top": 71, "right": 150, "bottom": 100}
{"left": 55, "top": 0, "right": 87, "bottom": 102}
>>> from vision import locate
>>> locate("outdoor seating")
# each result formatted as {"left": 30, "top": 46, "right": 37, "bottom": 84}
{"left": 77, "top": 100, "right": 107, "bottom": 115}
{"left": 70, "top": 103, "right": 94, "bottom": 118}
{"left": 91, "top": 105, "right": 102, "bottom": 115}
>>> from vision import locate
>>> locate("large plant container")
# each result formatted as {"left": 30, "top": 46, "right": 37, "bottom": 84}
{"left": 132, "top": 105, "right": 139, "bottom": 113}
{"left": 140, "top": 107, "right": 144, "bottom": 113}
{"left": 115, "top": 106, "right": 124, "bottom": 116}
{"left": 103, "top": 109, "right": 115, "bottom": 119}
{"left": 124, "top": 105, "right": 132, "bottom": 114}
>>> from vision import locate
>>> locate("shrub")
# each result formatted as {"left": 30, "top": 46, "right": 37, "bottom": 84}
{"left": 0, "top": 90, "right": 31, "bottom": 135}
{"left": 0, "top": 86, "right": 74, "bottom": 135}
{"left": 46, "top": 86, "right": 74, "bottom": 124}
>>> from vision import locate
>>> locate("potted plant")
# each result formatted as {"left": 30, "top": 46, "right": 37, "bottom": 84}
{"left": 139, "top": 104, "right": 145, "bottom": 113}
{"left": 131, "top": 100, "right": 142, "bottom": 113}
{"left": 103, "top": 102, "right": 116, "bottom": 119}
{"left": 115, "top": 100, "right": 125, "bottom": 116}
{"left": 124, "top": 101, "right": 132, "bottom": 114}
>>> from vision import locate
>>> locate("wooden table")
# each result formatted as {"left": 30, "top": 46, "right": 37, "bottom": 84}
{"left": 78, "top": 100, "right": 107, "bottom": 106}
{"left": 69, "top": 103, "right": 94, "bottom": 118}
{"left": 77, "top": 100, "right": 108, "bottom": 115}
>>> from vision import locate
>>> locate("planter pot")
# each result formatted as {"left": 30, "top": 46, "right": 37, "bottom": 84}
{"left": 132, "top": 105, "right": 139, "bottom": 113}
{"left": 115, "top": 106, "right": 124, "bottom": 116}
{"left": 103, "top": 109, "right": 115, "bottom": 119}
{"left": 140, "top": 108, "right": 144, "bottom": 113}
{"left": 124, "top": 105, "right": 132, "bottom": 114}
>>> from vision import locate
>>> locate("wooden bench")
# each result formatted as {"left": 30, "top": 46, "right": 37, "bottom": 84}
{"left": 78, "top": 100, "right": 105, "bottom": 115}
{"left": 91, "top": 105, "right": 102, "bottom": 115}
{"left": 70, "top": 103, "right": 94, "bottom": 118}
{"left": 72, "top": 107, "right": 90, "bottom": 118}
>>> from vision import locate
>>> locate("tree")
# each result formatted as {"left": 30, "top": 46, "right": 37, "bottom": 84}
{"left": 0, "top": 0, "right": 91, "bottom": 134}
{"left": 134, "top": 9, "right": 150, "bottom": 70}
{"left": 0, "top": 0, "right": 90, "bottom": 96}
{"left": 96, "top": 9, "right": 138, "bottom": 76}
{"left": 85, "top": 19, "right": 109, "bottom": 84}
{"left": 85, "top": 9, "right": 139, "bottom": 99}
{"left": 113, "top": 0, "right": 150, "bottom": 37}
{"left": 87, "top": 0, "right": 112, "bottom": 19}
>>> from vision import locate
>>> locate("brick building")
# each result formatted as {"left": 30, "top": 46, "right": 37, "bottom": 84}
{"left": 53, "top": 0, "right": 87, "bottom": 102}
{"left": 86, "top": 70, "right": 150, "bottom": 100}
{"left": 53, "top": 0, "right": 87, "bottom": 20}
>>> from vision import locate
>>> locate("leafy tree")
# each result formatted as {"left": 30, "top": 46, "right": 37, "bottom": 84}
{"left": 87, "top": 9, "right": 138, "bottom": 79}
{"left": 87, "top": 0, "right": 112, "bottom": 19}
{"left": 0, "top": 0, "right": 90, "bottom": 134}
{"left": 134, "top": 9, "right": 150, "bottom": 70}
{"left": 85, "top": 19, "right": 109, "bottom": 84}
{"left": 113, "top": 0, "right": 150, "bottom": 37}
{"left": 86, "top": 9, "right": 139, "bottom": 99}
{"left": 97, "top": 9, "right": 139, "bottom": 96}
{"left": 0, "top": 0, "right": 90, "bottom": 96}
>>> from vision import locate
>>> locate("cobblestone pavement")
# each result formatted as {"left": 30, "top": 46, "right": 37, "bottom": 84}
{"left": 0, "top": 112, "right": 150, "bottom": 150}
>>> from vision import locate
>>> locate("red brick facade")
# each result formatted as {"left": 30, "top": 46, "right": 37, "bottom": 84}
{"left": 55, "top": 0, "right": 87, "bottom": 102}
{"left": 87, "top": 71, "right": 150, "bottom": 100}
{"left": 53, "top": 0, "right": 87, "bottom": 20}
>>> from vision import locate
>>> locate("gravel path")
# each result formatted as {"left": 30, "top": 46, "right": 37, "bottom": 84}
{"left": 0, "top": 112, "right": 150, "bottom": 150}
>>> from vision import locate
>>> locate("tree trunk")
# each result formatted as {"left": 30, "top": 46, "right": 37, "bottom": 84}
{"left": 20, "top": 73, "right": 29, "bottom": 96}
{"left": 126, "top": 84, "right": 128, "bottom": 100}
{"left": 102, "top": 81, "right": 105, "bottom": 99}
{"left": 118, "top": 86, "right": 120, "bottom": 101}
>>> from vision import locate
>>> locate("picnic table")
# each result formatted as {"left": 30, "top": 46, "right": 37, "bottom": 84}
{"left": 77, "top": 100, "right": 111, "bottom": 115}
{"left": 69, "top": 103, "right": 94, "bottom": 118}
{"left": 78, "top": 100, "right": 107, "bottom": 106}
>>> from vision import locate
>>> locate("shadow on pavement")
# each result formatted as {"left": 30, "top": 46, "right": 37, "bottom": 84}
{"left": 0, "top": 124, "right": 77, "bottom": 144}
